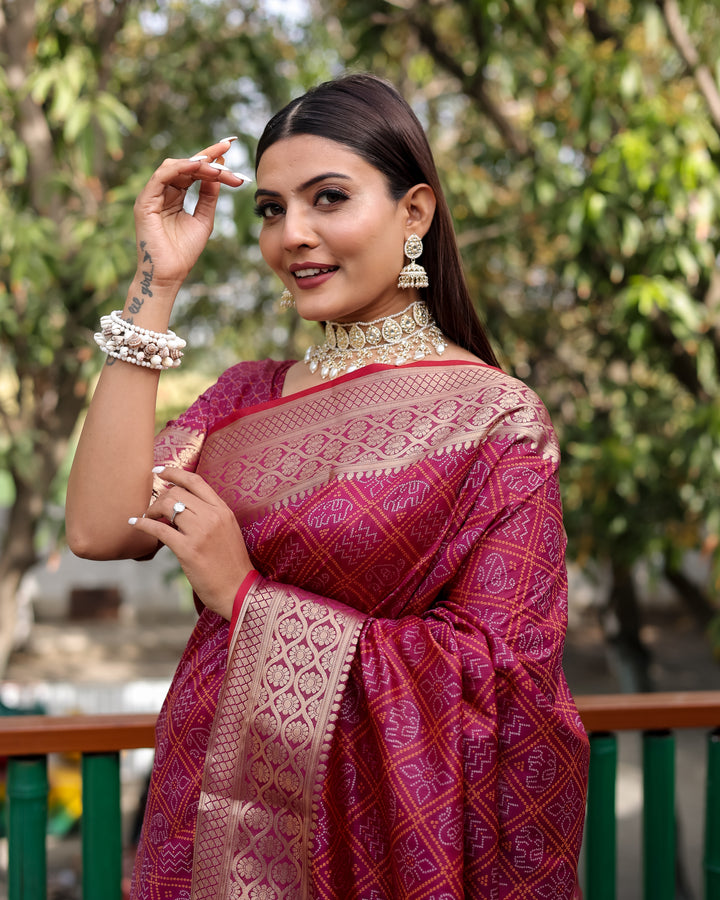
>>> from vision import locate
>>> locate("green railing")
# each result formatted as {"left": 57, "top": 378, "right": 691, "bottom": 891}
{"left": 0, "top": 714, "right": 155, "bottom": 900}
{"left": 1, "top": 692, "right": 720, "bottom": 898}
{"left": 580, "top": 692, "right": 720, "bottom": 900}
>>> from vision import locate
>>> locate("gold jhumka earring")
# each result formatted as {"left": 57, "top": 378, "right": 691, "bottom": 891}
{"left": 279, "top": 288, "right": 295, "bottom": 310}
{"left": 397, "top": 233, "right": 429, "bottom": 289}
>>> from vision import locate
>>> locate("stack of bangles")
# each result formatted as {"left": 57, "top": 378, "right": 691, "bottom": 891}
{"left": 94, "top": 310, "right": 186, "bottom": 369}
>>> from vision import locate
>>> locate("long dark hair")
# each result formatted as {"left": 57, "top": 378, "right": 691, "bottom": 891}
{"left": 255, "top": 73, "right": 499, "bottom": 368}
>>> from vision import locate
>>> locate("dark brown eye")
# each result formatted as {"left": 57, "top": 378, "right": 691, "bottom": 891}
{"left": 316, "top": 189, "right": 349, "bottom": 206}
{"left": 253, "top": 202, "right": 284, "bottom": 219}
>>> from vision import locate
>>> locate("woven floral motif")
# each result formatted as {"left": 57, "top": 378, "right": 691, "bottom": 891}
{"left": 191, "top": 582, "right": 365, "bottom": 900}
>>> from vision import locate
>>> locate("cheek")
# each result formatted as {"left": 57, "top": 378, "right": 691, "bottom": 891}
{"left": 258, "top": 229, "right": 279, "bottom": 271}
{"left": 335, "top": 211, "right": 404, "bottom": 268}
{"left": 361, "top": 223, "right": 405, "bottom": 275}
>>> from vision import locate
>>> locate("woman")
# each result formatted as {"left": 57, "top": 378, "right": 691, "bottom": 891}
{"left": 67, "top": 74, "right": 588, "bottom": 900}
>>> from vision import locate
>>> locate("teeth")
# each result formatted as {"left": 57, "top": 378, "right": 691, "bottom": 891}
{"left": 295, "top": 267, "right": 334, "bottom": 278}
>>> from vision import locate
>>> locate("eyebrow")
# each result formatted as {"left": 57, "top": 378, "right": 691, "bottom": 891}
{"left": 254, "top": 172, "right": 352, "bottom": 202}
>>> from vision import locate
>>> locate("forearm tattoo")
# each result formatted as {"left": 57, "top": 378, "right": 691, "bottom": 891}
{"left": 106, "top": 241, "right": 155, "bottom": 367}
{"left": 129, "top": 240, "right": 154, "bottom": 315}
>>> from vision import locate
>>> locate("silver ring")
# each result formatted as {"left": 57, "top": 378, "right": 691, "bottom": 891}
{"left": 170, "top": 500, "right": 186, "bottom": 525}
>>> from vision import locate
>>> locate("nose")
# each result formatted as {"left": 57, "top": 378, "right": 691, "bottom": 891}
{"left": 282, "top": 202, "right": 318, "bottom": 251}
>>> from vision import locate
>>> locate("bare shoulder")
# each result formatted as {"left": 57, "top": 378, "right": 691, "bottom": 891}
{"left": 439, "top": 342, "right": 484, "bottom": 364}
{"left": 280, "top": 360, "right": 325, "bottom": 397}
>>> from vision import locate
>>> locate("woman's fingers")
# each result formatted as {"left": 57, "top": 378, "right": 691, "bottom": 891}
{"left": 150, "top": 466, "right": 228, "bottom": 506}
{"left": 131, "top": 141, "right": 251, "bottom": 283}
{"left": 144, "top": 491, "right": 196, "bottom": 529}
{"left": 139, "top": 138, "right": 251, "bottom": 208}
{"left": 143, "top": 157, "right": 246, "bottom": 204}
{"left": 136, "top": 468, "right": 217, "bottom": 530}
{"left": 127, "top": 466, "right": 253, "bottom": 620}
{"left": 137, "top": 467, "right": 233, "bottom": 536}
{"left": 194, "top": 136, "right": 238, "bottom": 165}
{"left": 192, "top": 177, "right": 223, "bottom": 231}
{"left": 172, "top": 136, "right": 252, "bottom": 188}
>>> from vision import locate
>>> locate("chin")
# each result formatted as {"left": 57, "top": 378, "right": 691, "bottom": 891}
{"left": 295, "top": 303, "right": 327, "bottom": 324}
{"left": 295, "top": 296, "right": 343, "bottom": 323}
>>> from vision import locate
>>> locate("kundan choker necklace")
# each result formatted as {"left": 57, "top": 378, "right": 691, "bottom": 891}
{"left": 304, "top": 300, "right": 448, "bottom": 381}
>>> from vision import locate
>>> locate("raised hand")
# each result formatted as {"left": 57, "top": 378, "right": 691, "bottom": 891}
{"left": 132, "top": 138, "right": 251, "bottom": 291}
{"left": 67, "top": 143, "right": 252, "bottom": 563}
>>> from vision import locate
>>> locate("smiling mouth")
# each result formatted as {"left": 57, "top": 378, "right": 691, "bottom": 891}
{"left": 293, "top": 266, "right": 339, "bottom": 279}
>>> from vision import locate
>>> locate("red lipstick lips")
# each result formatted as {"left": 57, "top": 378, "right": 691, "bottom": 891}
{"left": 289, "top": 262, "right": 339, "bottom": 290}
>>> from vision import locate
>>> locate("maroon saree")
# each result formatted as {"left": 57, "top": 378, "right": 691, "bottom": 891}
{"left": 131, "top": 359, "right": 588, "bottom": 900}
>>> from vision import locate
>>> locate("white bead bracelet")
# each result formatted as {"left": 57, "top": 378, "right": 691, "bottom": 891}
{"left": 94, "top": 311, "right": 186, "bottom": 369}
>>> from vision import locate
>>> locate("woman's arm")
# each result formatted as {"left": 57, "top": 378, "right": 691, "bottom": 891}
{"left": 66, "top": 140, "right": 248, "bottom": 560}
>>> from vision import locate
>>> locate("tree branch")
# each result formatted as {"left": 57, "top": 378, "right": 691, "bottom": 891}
{"left": 650, "top": 313, "right": 709, "bottom": 400}
{"left": 585, "top": 7, "right": 623, "bottom": 47}
{"left": 2, "top": 2, "right": 58, "bottom": 218}
{"left": 465, "top": 2, "right": 488, "bottom": 65}
{"left": 663, "top": 561, "right": 717, "bottom": 628}
{"left": 97, "top": 0, "right": 134, "bottom": 87}
{"left": 505, "top": 0, "right": 558, "bottom": 55}
{"left": 658, "top": 0, "right": 720, "bottom": 136}
{"left": 409, "top": 10, "right": 530, "bottom": 156}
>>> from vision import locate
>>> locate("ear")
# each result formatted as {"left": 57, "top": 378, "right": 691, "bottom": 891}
{"left": 400, "top": 184, "right": 436, "bottom": 239}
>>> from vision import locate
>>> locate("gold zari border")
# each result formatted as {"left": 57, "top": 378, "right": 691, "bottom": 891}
{"left": 199, "top": 364, "right": 559, "bottom": 522}
{"left": 191, "top": 580, "right": 366, "bottom": 900}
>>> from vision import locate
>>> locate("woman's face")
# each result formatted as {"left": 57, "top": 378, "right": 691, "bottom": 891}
{"left": 255, "top": 135, "right": 416, "bottom": 324}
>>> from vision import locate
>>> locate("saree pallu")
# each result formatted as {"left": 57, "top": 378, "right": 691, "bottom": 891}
{"left": 131, "top": 359, "right": 589, "bottom": 900}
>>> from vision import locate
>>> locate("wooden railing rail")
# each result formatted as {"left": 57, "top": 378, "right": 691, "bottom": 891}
{"left": 2, "top": 691, "right": 720, "bottom": 757}
{"left": 577, "top": 690, "right": 720, "bottom": 732}
{"left": 2, "top": 692, "right": 720, "bottom": 900}
{"left": 0, "top": 712, "right": 157, "bottom": 756}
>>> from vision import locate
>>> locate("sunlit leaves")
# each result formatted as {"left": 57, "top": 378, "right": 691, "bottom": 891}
{"left": 324, "top": 0, "right": 720, "bottom": 597}
{"left": 0, "top": 0, "right": 336, "bottom": 521}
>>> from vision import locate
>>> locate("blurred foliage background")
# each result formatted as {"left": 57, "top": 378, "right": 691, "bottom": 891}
{"left": 1, "top": 0, "right": 719, "bottom": 683}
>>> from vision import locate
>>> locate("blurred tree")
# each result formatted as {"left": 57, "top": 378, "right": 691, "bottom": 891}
{"left": 323, "top": 0, "right": 720, "bottom": 688}
{"left": 0, "top": 0, "right": 332, "bottom": 672}
{"left": 3, "top": 0, "right": 720, "bottom": 692}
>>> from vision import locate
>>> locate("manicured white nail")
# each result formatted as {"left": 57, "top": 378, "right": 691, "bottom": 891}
{"left": 152, "top": 465, "right": 166, "bottom": 474}
{"left": 233, "top": 172, "right": 253, "bottom": 182}
{"left": 220, "top": 136, "right": 239, "bottom": 143}
{"left": 208, "top": 161, "right": 232, "bottom": 172}
{"left": 128, "top": 517, "right": 138, "bottom": 525}
{"left": 189, "top": 154, "right": 208, "bottom": 162}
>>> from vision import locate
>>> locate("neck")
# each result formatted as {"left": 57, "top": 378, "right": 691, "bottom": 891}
{"left": 304, "top": 300, "right": 448, "bottom": 381}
